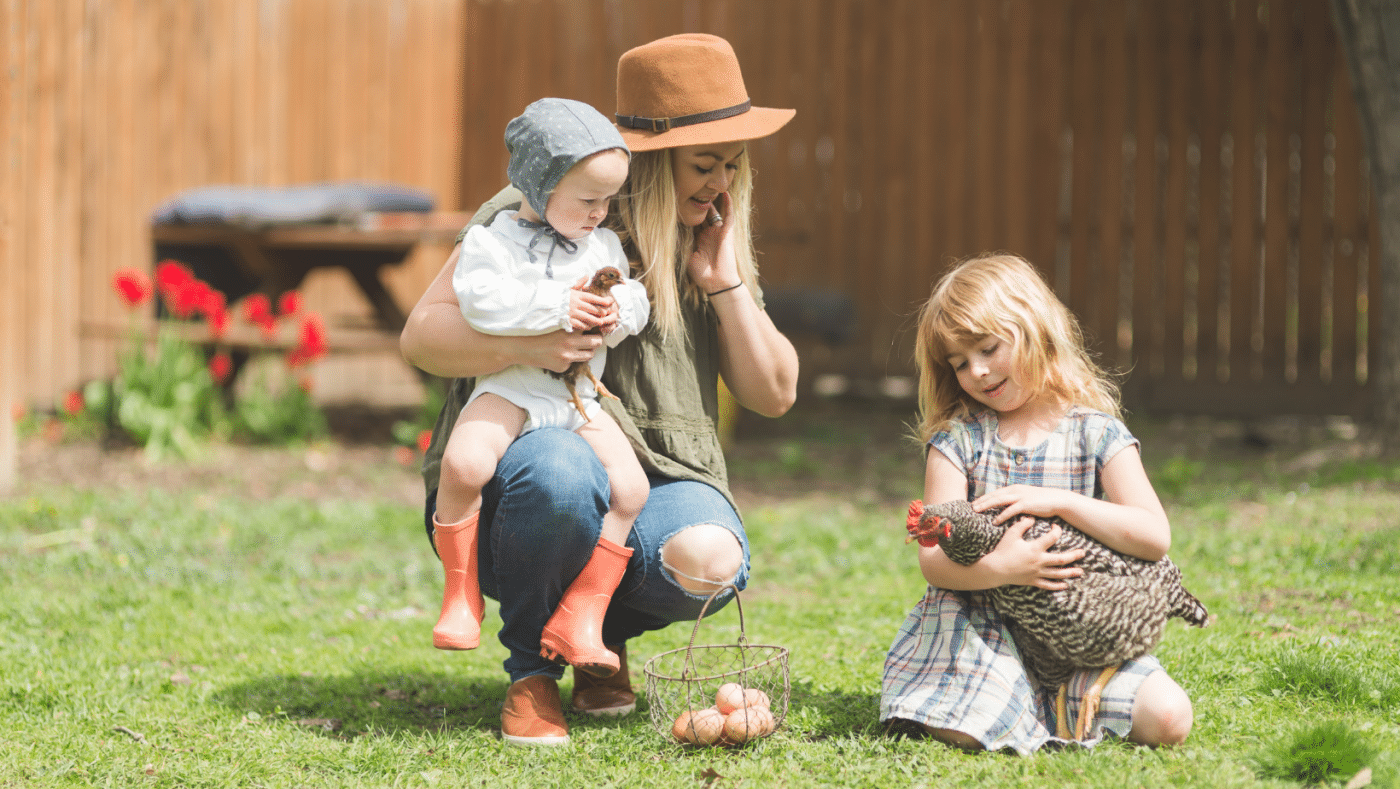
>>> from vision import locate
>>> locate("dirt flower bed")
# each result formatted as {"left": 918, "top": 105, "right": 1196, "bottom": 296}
{"left": 10, "top": 397, "right": 1387, "bottom": 509}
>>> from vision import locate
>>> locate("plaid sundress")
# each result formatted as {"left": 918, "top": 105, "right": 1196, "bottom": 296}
{"left": 880, "top": 408, "right": 1168, "bottom": 754}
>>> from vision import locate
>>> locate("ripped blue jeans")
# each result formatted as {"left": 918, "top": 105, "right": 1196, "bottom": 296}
{"left": 425, "top": 427, "right": 750, "bottom": 683}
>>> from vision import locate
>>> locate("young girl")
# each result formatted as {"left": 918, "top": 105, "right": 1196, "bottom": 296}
{"left": 431, "top": 98, "right": 651, "bottom": 680}
{"left": 880, "top": 254, "right": 1194, "bottom": 754}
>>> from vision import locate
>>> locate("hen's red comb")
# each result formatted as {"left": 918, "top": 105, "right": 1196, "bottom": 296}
{"left": 904, "top": 500, "right": 940, "bottom": 546}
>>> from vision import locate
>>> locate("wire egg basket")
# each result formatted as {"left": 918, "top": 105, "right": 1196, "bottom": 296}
{"left": 643, "top": 584, "right": 789, "bottom": 747}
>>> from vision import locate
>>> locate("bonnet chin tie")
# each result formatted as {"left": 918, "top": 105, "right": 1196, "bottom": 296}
{"left": 517, "top": 218, "right": 578, "bottom": 279}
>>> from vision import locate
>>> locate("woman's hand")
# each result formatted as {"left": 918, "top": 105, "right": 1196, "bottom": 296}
{"left": 983, "top": 517, "right": 1085, "bottom": 590}
{"left": 685, "top": 192, "right": 741, "bottom": 293}
{"left": 531, "top": 331, "right": 605, "bottom": 373}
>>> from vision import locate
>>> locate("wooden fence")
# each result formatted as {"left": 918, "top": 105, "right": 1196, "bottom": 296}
{"left": 1, "top": 0, "right": 1382, "bottom": 489}
{"left": 458, "top": 0, "right": 1378, "bottom": 418}
{"left": 1, "top": 0, "right": 466, "bottom": 435}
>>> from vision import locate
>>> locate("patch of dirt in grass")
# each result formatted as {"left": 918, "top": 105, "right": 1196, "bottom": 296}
{"left": 723, "top": 398, "right": 1392, "bottom": 509}
{"left": 12, "top": 405, "right": 426, "bottom": 506}
{"left": 1133, "top": 414, "right": 1387, "bottom": 480}
{"left": 725, "top": 396, "right": 922, "bottom": 509}
{"left": 10, "top": 398, "right": 1390, "bottom": 511}
{"left": 1242, "top": 587, "right": 1387, "bottom": 634}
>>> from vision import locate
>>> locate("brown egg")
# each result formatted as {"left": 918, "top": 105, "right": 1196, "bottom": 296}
{"left": 671, "top": 710, "right": 696, "bottom": 743}
{"left": 674, "top": 707, "right": 725, "bottom": 746}
{"left": 742, "top": 688, "right": 771, "bottom": 709}
{"left": 715, "top": 682, "right": 746, "bottom": 715}
{"left": 723, "top": 706, "right": 775, "bottom": 744}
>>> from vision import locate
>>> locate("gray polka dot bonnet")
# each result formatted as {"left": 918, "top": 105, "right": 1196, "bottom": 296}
{"left": 505, "top": 98, "right": 629, "bottom": 221}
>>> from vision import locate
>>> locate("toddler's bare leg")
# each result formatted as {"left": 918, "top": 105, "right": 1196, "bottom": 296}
{"left": 576, "top": 411, "right": 648, "bottom": 545}
{"left": 538, "top": 411, "right": 645, "bottom": 677}
{"left": 437, "top": 394, "right": 527, "bottom": 522}
{"left": 432, "top": 394, "right": 526, "bottom": 650}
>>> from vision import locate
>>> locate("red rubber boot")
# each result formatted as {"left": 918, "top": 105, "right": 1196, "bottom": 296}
{"left": 432, "top": 511, "right": 484, "bottom": 650}
{"left": 538, "top": 537, "right": 633, "bottom": 677}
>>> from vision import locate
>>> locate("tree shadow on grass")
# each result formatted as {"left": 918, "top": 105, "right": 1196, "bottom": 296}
{"left": 785, "top": 680, "right": 885, "bottom": 741}
{"left": 212, "top": 669, "right": 511, "bottom": 739}
{"left": 211, "top": 669, "right": 656, "bottom": 742}
{"left": 212, "top": 672, "right": 891, "bottom": 744}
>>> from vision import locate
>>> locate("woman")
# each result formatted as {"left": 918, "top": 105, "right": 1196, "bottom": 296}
{"left": 400, "top": 33, "right": 798, "bottom": 746}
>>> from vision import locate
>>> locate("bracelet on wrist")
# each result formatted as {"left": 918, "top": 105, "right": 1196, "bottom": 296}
{"left": 707, "top": 282, "right": 743, "bottom": 297}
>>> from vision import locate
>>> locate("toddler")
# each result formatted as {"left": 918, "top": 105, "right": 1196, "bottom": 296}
{"left": 431, "top": 98, "right": 650, "bottom": 678}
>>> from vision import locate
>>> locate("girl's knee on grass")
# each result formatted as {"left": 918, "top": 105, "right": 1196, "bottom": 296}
{"left": 1127, "top": 670, "right": 1193, "bottom": 746}
{"left": 921, "top": 725, "right": 985, "bottom": 751}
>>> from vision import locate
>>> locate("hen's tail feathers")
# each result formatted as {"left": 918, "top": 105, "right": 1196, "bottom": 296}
{"left": 1174, "top": 590, "right": 1211, "bottom": 628}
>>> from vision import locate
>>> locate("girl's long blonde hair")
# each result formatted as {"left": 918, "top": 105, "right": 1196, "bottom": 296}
{"left": 609, "top": 148, "right": 759, "bottom": 338}
{"left": 914, "top": 253, "right": 1122, "bottom": 441}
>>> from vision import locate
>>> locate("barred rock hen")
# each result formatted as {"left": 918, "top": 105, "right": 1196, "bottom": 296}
{"left": 548, "top": 266, "right": 624, "bottom": 421}
{"left": 905, "top": 499, "right": 1209, "bottom": 741}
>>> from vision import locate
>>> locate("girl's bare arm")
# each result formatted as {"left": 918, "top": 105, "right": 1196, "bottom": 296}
{"left": 971, "top": 447, "right": 1170, "bottom": 561}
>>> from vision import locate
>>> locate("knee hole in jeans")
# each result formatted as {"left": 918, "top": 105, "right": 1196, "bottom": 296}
{"left": 659, "top": 523, "right": 743, "bottom": 595}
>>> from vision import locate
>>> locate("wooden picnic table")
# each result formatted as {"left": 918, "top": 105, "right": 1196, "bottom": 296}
{"left": 151, "top": 211, "right": 471, "bottom": 337}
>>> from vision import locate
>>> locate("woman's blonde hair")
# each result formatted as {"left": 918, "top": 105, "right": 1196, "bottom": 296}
{"left": 914, "top": 253, "right": 1122, "bottom": 441}
{"left": 609, "top": 148, "right": 759, "bottom": 338}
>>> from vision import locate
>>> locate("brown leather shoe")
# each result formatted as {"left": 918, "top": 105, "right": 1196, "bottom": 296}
{"left": 501, "top": 675, "right": 570, "bottom": 746}
{"left": 570, "top": 644, "right": 636, "bottom": 716}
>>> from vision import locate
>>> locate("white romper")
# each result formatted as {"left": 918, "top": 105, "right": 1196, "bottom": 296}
{"left": 453, "top": 211, "right": 649, "bottom": 432}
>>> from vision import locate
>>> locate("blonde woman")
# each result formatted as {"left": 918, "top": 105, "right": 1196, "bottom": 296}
{"left": 882, "top": 254, "right": 1194, "bottom": 753}
{"left": 401, "top": 34, "right": 797, "bottom": 746}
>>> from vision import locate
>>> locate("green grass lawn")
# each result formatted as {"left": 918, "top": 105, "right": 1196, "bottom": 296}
{"left": 3, "top": 399, "right": 1399, "bottom": 787}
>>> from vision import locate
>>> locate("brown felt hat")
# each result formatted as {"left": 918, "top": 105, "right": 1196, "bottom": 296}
{"left": 614, "top": 34, "right": 795, "bottom": 152}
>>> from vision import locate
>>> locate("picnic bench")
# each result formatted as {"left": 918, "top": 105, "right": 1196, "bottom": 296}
{"left": 149, "top": 183, "right": 468, "bottom": 343}
{"left": 69, "top": 183, "right": 472, "bottom": 393}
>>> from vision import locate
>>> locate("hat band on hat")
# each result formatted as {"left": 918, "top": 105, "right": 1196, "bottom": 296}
{"left": 616, "top": 100, "right": 752, "bottom": 134}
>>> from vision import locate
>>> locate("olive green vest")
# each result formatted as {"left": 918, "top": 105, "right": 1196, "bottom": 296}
{"left": 419, "top": 186, "right": 748, "bottom": 512}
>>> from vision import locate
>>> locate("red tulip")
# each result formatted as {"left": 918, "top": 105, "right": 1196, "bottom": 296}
{"left": 199, "top": 286, "right": 227, "bottom": 320}
{"left": 208, "top": 353, "right": 233, "bottom": 384}
{"left": 207, "top": 306, "right": 230, "bottom": 340}
{"left": 169, "top": 280, "right": 208, "bottom": 320}
{"left": 63, "top": 390, "right": 85, "bottom": 416}
{"left": 287, "top": 313, "right": 328, "bottom": 368}
{"left": 277, "top": 290, "right": 302, "bottom": 317}
{"left": 155, "top": 260, "right": 195, "bottom": 301}
{"left": 113, "top": 269, "right": 153, "bottom": 308}
{"left": 241, "top": 293, "right": 273, "bottom": 325}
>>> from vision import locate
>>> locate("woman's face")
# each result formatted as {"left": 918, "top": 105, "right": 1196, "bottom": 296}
{"left": 670, "top": 141, "right": 747, "bottom": 227}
